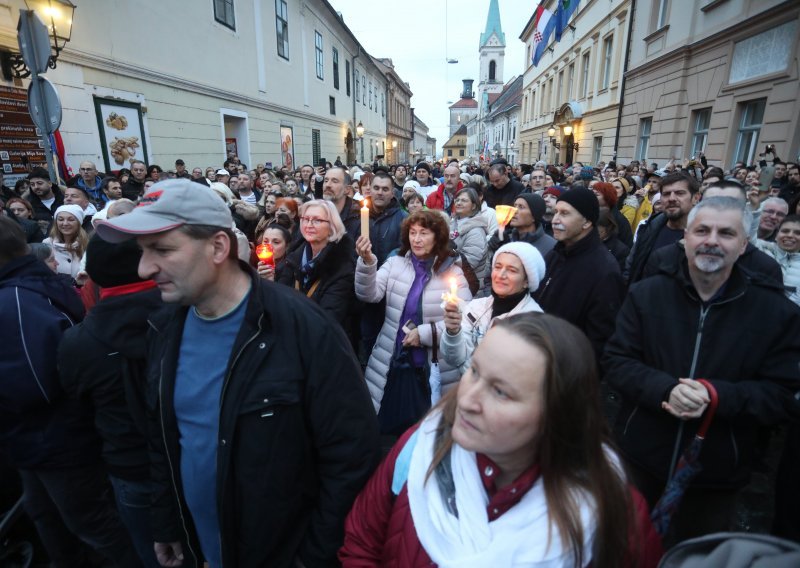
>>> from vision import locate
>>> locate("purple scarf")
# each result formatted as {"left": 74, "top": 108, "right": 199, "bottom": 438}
{"left": 396, "top": 254, "right": 433, "bottom": 367}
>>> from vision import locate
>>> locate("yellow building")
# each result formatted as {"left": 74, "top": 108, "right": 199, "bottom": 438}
{"left": 442, "top": 125, "right": 467, "bottom": 160}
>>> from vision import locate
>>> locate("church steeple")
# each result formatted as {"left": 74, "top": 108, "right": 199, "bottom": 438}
{"left": 479, "top": 0, "right": 505, "bottom": 48}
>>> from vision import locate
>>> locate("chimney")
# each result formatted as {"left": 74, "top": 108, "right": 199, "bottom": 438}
{"left": 461, "top": 79, "right": 474, "bottom": 99}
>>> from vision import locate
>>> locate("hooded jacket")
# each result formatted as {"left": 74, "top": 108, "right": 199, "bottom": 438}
{"left": 0, "top": 255, "right": 96, "bottom": 469}
{"left": 58, "top": 287, "right": 162, "bottom": 480}
{"left": 603, "top": 262, "right": 800, "bottom": 489}
{"left": 450, "top": 213, "right": 489, "bottom": 285}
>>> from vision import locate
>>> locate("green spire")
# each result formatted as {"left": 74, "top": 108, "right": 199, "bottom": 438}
{"left": 479, "top": 0, "right": 505, "bottom": 48}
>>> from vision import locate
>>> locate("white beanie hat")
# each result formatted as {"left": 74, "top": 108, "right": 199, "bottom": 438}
{"left": 492, "top": 242, "right": 546, "bottom": 293}
{"left": 402, "top": 180, "right": 421, "bottom": 191}
{"left": 54, "top": 204, "right": 85, "bottom": 226}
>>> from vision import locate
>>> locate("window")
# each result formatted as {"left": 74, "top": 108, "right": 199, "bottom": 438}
{"left": 459, "top": 149, "right": 465, "bottom": 157}
{"left": 369, "top": 82, "right": 372, "bottom": 110}
{"left": 314, "top": 32, "right": 324, "bottom": 79}
{"left": 355, "top": 72, "right": 360, "bottom": 102}
{"left": 593, "top": 136, "right": 603, "bottom": 165}
{"left": 214, "top": 0, "right": 235, "bottom": 30}
{"left": 733, "top": 99, "right": 766, "bottom": 166}
{"left": 345, "top": 60, "right": 351, "bottom": 96}
{"left": 557, "top": 71, "right": 564, "bottom": 105}
{"left": 447, "top": 149, "right": 453, "bottom": 157}
{"left": 548, "top": 78, "right": 554, "bottom": 111}
{"left": 655, "top": 0, "right": 669, "bottom": 29}
{"left": 580, "top": 52, "right": 590, "bottom": 98}
{"left": 329, "top": 96, "right": 336, "bottom": 115}
{"left": 567, "top": 64, "right": 575, "bottom": 100}
{"left": 381, "top": 93, "right": 384, "bottom": 117}
{"left": 332, "top": 48, "right": 339, "bottom": 90}
{"left": 729, "top": 21, "right": 797, "bottom": 84}
{"left": 275, "top": 0, "right": 288, "bottom": 59}
{"left": 637, "top": 117, "right": 652, "bottom": 161}
{"left": 362, "top": 74, "right": 366, "bottom": 106}
{"left": 312, "top": 129, "right": 321, "bottom": 166}
{"left": 601, "top": 36, "right": 613, "bottom": 90}
{"left": 690, "top": 108, "right": 711, "bottom": 157}
{"left": 489, "top": 60, "right": 496, "bottom": 81}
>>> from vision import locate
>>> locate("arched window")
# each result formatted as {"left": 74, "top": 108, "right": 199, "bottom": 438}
{"left": 489, "top": 60, "right": 496, "bottom": 81}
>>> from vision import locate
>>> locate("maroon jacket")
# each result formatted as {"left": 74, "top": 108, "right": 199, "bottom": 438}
{"left": 339, "top": 427, "right": 664, "bottom": 567}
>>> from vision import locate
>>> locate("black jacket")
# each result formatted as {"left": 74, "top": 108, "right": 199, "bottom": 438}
{"left": 146, "top": 266, "right": 378, "bottom": 567}
{"left": 613, "top": 206, "right": 634, "bottom": 248}
{"left": 624, "top": 212, "right": 668, "bottom": 284}
{"left": 603, "top": 262, "right": 800, "bottom": 489}
{"left": 643, "top": 240, "right": 784, "bottom": 287}
{"left": 364, "top": 199, "right": 407, "bottom": 266}
{"left": 603, "top": 234, "right": 631, "bottom": 273}
{"left": 279, "top": 236, "right": 356, "bottom": 326}
{"left": 58, "top": 287, "right": 163, "bottom": 480}
{"left": 338, "top": 196, "right": 361, "bottom": 243}
{"left": 0, "top": 255, "right": 96, "bottom": 469}
{"left": 122, "top": 178, "right": 145, "bottom": 201}
{"left": 484, "top": 178, "right": 524, "bottom": 209}
{"left": 29, "top": 186, "right": 64, "bottom": 223}
{"left": 534, "top": 229, "right": 626, "bottom": 360}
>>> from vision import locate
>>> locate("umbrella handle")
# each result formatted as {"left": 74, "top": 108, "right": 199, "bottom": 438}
{"left": 695, "top": 379, "right": 719, "bottom": 438}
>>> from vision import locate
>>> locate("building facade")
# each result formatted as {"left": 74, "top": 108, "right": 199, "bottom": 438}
{"left": 518, "top": 0, "right": 631, "bottom": 166}
{"left": 483, "top": 75, "right": 522, "bottom": 165}
{"left": 411, "top": 114, "right": 436, "bottom": 162}
{"left": 374, "top": 57, "right": 413, "bottom": 165}
{"left": 617, "top": 0, "right": 799, "bottom": 168}
{"left": 449, "top": 79, "right": 479, "bottom": 136}
{"left": 443, "top": 125, "right": 467, "bottom": 160}
{"left": 0, "top": 0, "right": 388, "bottom": 178}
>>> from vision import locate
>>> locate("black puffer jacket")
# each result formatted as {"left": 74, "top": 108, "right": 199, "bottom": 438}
{"left": 534, "top": 229, "right": 626, "bottom": 360}
{"left": 603, "top": 262, "right": 800, "bottom": 489}
{"left": 279, "top": 235, "right": 356, "bottom": 326}
{"left": 58, "top": 287, "right": 163, "bottom": 480}
{"left": 146, "top": 265, "right": 379, "bottom": 567}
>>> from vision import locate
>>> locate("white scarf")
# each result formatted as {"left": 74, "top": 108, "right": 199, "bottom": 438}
{"left": 407, "top": 411, "right": 596, "bottom": 567}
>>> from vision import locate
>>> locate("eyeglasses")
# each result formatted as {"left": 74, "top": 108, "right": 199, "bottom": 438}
{"left": 299, "top": 217, "right": 330, "bottom": 226}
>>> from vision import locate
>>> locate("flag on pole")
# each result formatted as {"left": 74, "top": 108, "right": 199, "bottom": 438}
{"left": 531, "top": 6, "right": 556, "bottom": 67}
{"left": 49, "top": 130, "right": 70, "bottom": 185}
{"left": 555, "top": 0, "right": 580, "bottom": 41}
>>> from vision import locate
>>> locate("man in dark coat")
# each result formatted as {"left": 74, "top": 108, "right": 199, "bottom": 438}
{"left": 26, "top": 167, "right": 64, "bottom": 231}
{"left": 485, "top": 163, "right": 525, "bottom": 208}
{"left": 322, "top": 166, "right": 360, "bottom": 241}
{"left": 121, "top": 160, "right": 147, "bottom": 201}
{"left": 58, "top": 235, "right": 163, "bottom": 567}
{"left": 533, "top": 187, "right": 625, "bottom": 362}
{"left": 0, "top": 217, "right": 140, "bottom": 567}
{"left": 603, "top": 197, "right": 800, "bottom": 544}
{"left": 95, "top": 180, "right": 379, "bottom": 568}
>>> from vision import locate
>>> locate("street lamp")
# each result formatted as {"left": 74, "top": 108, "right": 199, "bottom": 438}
{"left": 563, "top": 124, "right": 573, "bottom": 136}
{"left": 0, "top": 0, "right": 76, "bottom": 79}
{"left": 356, "top": 121, "right": 365, "bottom": 139}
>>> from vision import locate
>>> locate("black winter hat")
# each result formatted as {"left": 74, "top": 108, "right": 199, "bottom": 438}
{"left": 557, "top": 187, "right": 599, "bottom": 225}
{"left": 516, "top": 193, "right": 546, "bottom": 224}
{"left": 85, "top": 233, "right": 145, "bottom": 288}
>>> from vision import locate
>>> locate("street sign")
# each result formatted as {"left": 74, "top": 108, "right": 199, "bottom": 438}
{"left": 17, "top": 10, "right": 51, "bottom": 75}
{"left": 27, "top": 76, "right": 62, "bottom": 135}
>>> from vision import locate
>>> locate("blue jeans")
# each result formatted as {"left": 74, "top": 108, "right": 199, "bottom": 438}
{"left": 109, "top": 476, "right": 161, "bottom": 568}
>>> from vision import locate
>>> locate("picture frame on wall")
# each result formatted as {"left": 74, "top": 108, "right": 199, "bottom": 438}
{"left": 93, "top": 97, "right": 148, "bottom": 173}
{"left": 280, "top": 126, "right": 294, "bottom": 170}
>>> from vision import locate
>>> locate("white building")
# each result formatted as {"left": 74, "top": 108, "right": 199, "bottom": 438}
{"left": 0, "top": 0, "right": 388, "bottom": 177}
{"left": 483, "top": 76, "right": 522, "bottom": 165}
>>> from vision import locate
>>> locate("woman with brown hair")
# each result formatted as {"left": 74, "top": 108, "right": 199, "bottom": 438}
{"left": 355, "top": 210, "right": 472, "bottom": 436}
{"left": 43, "top": 204, "right": 89, "bottom": 281}
{"left": 340, "top": 312, "right": 662, "bottom": 567}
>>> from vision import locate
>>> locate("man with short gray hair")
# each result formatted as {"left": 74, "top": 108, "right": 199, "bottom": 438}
{"left": 757, "top": 197, "right": 788, "bottom": 241}
{"left": 604, "top": 196, "right": 800, "bottom": 544}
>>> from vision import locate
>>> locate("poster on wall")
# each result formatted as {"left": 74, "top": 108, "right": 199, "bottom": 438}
{"left": 225, "top": 137, "right": 238, "bottom": 160}
{"left": 280, "top": 126, "right": 294, "bottom": 170}
{"left": 0, "top": 85, "right": 48, "bottom": 185}
{"left": 93, "top": 97, "right": 148, "bottom": 173}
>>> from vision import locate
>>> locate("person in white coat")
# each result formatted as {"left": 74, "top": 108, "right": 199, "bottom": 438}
{"left": 441, "top": 241, "right": 545, "bottom": 371}
{"left": 355, "top": 210, "right": 472, "bottom": 434}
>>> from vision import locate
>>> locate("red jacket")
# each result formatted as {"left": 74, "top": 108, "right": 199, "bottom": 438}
{"left": 339, "top": 428, "right": 664, "bottom": 567}
{"left": 425, "top": 182, "right": 463, "bottom": 213}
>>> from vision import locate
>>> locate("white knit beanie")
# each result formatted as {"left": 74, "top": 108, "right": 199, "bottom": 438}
{"left": 54, "top": 204, "right": 85, "bottom": 226}
{"left": 492, "top": 242, "right": 546, "bottom": 293}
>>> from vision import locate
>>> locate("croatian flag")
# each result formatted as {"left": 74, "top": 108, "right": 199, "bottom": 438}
{"left": 531, "top": 6, "right": 556, "bottom": 67}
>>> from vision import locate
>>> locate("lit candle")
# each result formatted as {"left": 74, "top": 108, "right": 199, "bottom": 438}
{"left": 361, "top": 198, "right": 370, "bottom": 241}
{"left": 494, "top": 205, "right": 518, "bottom": 241}
{"left": 255, "top": 243, "right": 275, "bottom": 267}
{"left": 449, "top": 277, "right": 458, "bottom": 299}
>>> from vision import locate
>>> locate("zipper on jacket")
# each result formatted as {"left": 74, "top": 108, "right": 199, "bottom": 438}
{"left": 159, "top": 359, "right": 199, "bottom": 565}
{"left": 215, "top": 313, "right": 264, "bottom": 566}
{"left": 623, "top": 406, "right": 639, "bottom": 437}
{"left": 730, "top": 428, "right": 739, "bottom": 469}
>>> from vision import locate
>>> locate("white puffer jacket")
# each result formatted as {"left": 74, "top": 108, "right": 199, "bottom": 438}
{"left": 754, "top": 239, "right": 800, "bottom": 306}
{"left": 450, "top": 214, "right": 489, "bottom": 285}
{"left": 43, "top": 238, "right": 82, "bottom": 279}
{"left": 440, "top": 294, "right": 543, "bottom": 372}
{"left": 355, "top": 253, "right": 472, "bottom": 411}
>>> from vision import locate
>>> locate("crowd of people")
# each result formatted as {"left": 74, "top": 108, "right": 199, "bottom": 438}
{"left": 2, "top": 148, "right": 800, "bottom": 567}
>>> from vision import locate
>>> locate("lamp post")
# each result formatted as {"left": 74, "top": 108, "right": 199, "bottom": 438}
{"left": 356, "top": 121, "right": 364, "bottom": 164}
{"left": 1, "top": 0, "right": 76, "bottom": 79}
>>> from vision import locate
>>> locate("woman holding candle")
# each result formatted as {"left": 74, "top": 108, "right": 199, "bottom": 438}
{"left": 43, "top": 204, "right": 89, "bottom": 282}
{"left": 441, "top": 242, "right": 545, "bottom": 372}
{"left": 340, "top": 313, "right": 663, "bottom": 567}
{"left": 450, "top": 187, "right": 489, "bottom": 294}
{"left": 255, "top": 218, "right": 291, "bottom": 282}
{"left": 277, "top": 200, "right": 355, "bottom": 326}
{"left": 355, "top": 210, "right": 472, "bottom": 436}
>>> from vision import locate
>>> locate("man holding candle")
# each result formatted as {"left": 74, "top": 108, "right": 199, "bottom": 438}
{"left": 95, "top": 180, "right": 379, "bottom": 568}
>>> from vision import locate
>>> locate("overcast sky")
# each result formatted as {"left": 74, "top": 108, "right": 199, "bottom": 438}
{"left": 328, "top": 0, "right": 532, "bottom": 156}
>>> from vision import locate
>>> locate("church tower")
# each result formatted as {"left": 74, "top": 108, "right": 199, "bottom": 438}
{"left": 477, "top": 0, "right": 505, "bottom": 115}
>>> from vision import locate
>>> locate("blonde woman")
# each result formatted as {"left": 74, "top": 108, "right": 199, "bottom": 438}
{"left": 43, "top": 204, "right": 88, "bottom": 281}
